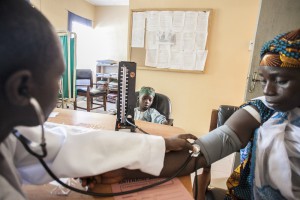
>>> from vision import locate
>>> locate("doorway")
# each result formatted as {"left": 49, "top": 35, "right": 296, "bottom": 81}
{"left": 245, "top": 0, "right": 300, "bottom": 100}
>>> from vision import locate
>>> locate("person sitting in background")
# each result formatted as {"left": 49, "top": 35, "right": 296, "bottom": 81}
{"left": 134, "top": 86, "right": 168, "bottom": 125}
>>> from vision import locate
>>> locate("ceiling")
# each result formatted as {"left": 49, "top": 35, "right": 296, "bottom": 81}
{"left": 85, "top": 0, "right": 129, "bottom": 6}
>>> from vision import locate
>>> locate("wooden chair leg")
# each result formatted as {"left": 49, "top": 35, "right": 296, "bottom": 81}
{"left": 87, "top": 95, "right": 91, "bottom": 112}
{"left": 73, "top": 98, "right": 77, "bottom": 110}
{"left": 103, "top": 95, "right": 107, "bottom": 111}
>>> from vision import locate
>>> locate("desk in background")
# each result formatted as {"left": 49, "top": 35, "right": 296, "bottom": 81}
{"left": 22, "top": 108, "right": 192, "bottom": 199}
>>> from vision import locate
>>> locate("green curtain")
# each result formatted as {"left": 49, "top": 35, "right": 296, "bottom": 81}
{"left": 59, "top": 36, "right": 75, "bottom": 99}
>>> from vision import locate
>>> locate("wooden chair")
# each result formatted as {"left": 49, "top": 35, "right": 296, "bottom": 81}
{"left": 73, "top": 69, "right": 107, "bottom": 112}
{"left": 193, "top": 105, "right": 239, "bottom": 200}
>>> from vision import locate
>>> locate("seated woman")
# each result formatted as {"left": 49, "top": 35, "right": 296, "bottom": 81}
{"left": 84, "top": 29, "right": 300, "bottom": 200}
{"left": 134, "top": 87, "right": 168, "bottom": 125}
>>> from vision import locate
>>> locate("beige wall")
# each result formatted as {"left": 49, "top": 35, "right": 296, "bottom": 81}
{"left": 30, "top": 0, "right": 129, "bottom": 79}
{"left": 130, "top": 0, "right": 260, "bottom": 135}
{"left": 31, "top": 0, "right": 260, "bottom": 135}
{"left": 94, "top": 6, "right": 129, "bottom": 61}
{"left": 30, "top": 0, "right": 95, "bottom": 30}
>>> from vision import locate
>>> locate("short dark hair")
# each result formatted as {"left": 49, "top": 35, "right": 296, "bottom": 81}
{"left": 0, "top": 0, "right": 62, "bottom": 85}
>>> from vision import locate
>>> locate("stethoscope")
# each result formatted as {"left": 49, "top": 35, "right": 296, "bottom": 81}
{"left": 12, "top": 98, "right": 202, "bottom": 199}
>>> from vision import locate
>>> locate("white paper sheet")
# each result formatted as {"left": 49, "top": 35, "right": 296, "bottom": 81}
{"left": 146, "top": 11, "right": 160, "bottom": 31}
{"left": 131, "top": 29, "right": 145, "bottom": 48}
{"left": 133, "top": 12, "right": 146, "bottom": 28}
{"left": 146, "top": 31, "right": 158, "bottom": 49}
{"left": 170, "top": 32, "right": 183, "bottom": 51}
{"left": 159, "top": 11, "right": 173, "bottom": 30}
{"left": 184, "top": 11, "right": 198, "bottom": 32}
{"left": 183, "top": 32, "right": 196, "bottom": 51}
{"left": 145, "top": 49, "right": 157, "bottom": 66}
{"left": 196, "top": 11, "right": 210, "bottom": 32}
{"left": 183, "top": 51, "right": 196, "bottom": 70}
{"left": 195, "top": 50, "right": 208, "bottom": 71}
{"left": 131, "top": 12, "right": 146, "bottom": 48}
{"left": 195, "top": 32, "right": 208, "bottom": 50}
{"left": 169, "top": 51, "right": 184, "bottom": 69}
{"left": 172, "top": 11, "right": 185, "bottom": 32}
{"left": 157, "top": 44, "right": 170, "bottom": 68}
{"left": 140, "top": 10, "right": 209, "bottom": 71}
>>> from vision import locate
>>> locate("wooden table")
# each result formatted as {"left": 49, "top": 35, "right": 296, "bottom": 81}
{"left": 23, "top": 108, "right": 192, "bottom": 199}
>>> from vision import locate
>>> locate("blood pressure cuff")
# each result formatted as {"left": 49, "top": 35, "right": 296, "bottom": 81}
{"left": 194, "top": 125, "right": 242, "bottom": 165}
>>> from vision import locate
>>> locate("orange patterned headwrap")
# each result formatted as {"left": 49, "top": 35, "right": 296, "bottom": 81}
{"left": 259, "top": 29, "right": 300, "bottom": 68}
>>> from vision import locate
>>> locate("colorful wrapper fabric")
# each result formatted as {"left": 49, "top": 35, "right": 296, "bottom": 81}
{"left": 259, "top": 29, "right": 300, "bottom": 68}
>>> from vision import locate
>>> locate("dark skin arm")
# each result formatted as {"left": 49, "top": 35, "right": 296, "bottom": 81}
{"left": 85, "top": 107, "right": 261, "bottom": 187}
{"left": 225, "top": 106, "right": 260, "bottom": 148}
{"left": 81, "top": 133, "right": 198, "bottom": 187}
{"left": 125, "top": 150, "right": 208, "bottom": 179}
{"left": 135, "top": 107, "right": 261, "bottom": 178}
{"left": 84, "top": 150, "right": 207, "bottom": 189}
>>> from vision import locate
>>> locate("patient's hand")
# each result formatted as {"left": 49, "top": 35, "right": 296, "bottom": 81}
{"left": 165, "top": 134, "right": 198, "bottom": 152}
{"left": 79, "top": 175, "right": 101, "bottom": 189}
{"left": 79, "top": 169, "right": 126, "bottom": 189}
{"left": 101, "top": 169, "right": 125, "bottom": 184}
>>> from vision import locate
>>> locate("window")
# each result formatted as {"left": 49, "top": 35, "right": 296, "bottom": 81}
{"left": 68, "top": 11, "right": 97, "bottom": 69}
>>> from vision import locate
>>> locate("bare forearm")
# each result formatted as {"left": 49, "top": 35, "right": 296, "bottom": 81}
{"left": 125, "top": 150, "right": 208, "bottom": 179}
{"left": 159, "top": 150, "right": 208, "bottom": 177}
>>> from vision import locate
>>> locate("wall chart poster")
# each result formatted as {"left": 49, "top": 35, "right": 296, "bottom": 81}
{"left": 131, "top": 10, "right": 210, "bottom": 71}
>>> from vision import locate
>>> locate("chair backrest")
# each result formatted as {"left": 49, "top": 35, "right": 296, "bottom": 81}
{"left": 135, "top": 91, "right": 172, "bottom": 121}
{"left": 210, "top": 105, "right": 240, "bottom": 171}
{"left": 209, "top": 105, "right": 238, "bottom": 131}
{"left": 217, "top": 105, "right": 239, "bottom": 127}
{"left": 76, "top": 69, "right": 93, "bottom": 87}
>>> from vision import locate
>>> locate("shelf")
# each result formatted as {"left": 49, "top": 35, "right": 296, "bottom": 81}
{"left": 96, "top": 64, "right": 119, "bottom": 105}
